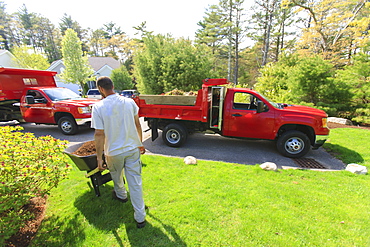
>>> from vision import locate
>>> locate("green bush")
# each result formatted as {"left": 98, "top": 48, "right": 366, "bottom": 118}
{"left": 351, "top": 106, "right": 370, "bottom": 125}
{"left": 0, "top": 126, "right": 71, "bottom": 244}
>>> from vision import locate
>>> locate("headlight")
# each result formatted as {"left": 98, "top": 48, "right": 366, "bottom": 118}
{"left": 78, "top": 107, "right": 90, "bottom": 114}
{"left": 322, "top": 118, "right": 328, "bottom": 128}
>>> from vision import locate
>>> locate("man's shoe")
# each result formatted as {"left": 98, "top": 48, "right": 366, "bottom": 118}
{"left": 112, "top": 191, "right": 128, "bottom": 203}
{"left": 136, "top": 220, "right": 146, "bottom": 229}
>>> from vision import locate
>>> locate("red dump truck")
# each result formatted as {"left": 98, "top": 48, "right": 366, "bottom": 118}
{"left": 0, "top": 67, "right": 98, "bottom": 135}
{"left": 134, "top": 78, "right": 329, "bottom": 158}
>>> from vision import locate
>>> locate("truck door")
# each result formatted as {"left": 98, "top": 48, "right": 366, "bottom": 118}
{"left": 209, "top": 86, "right": 225, "bottom": 130}
{"left": 223, "top": 92, "right": 275, "bottom": 139}
{"left": 20, "top": 90, "right": 54, "bottom": 123}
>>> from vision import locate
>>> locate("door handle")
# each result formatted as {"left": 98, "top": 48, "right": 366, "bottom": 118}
{"left": 24, "top": 105, "right": 31, "bottom": 108}
{"left": 232, "top": 113, "right": 242, "bottom": 117}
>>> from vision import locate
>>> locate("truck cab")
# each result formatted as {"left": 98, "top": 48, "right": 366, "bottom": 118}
{"left": 0, "top": 67, "right": 98, "bottom": 135}
{"left": 20, "top": 87, "right": 97, "bottom": 134}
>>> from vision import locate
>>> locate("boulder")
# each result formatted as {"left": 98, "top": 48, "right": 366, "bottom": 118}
{"left": 260, "top": 162, "right": 278, "bottom": 171}
{"left": 345, "top": 163, "right": 368, "bottom": 175}
{"left": 184, "top": 156, "right": 197, "bottom": 165}
{"left": 327, "top": 117, "right": 353, "bottom": 126}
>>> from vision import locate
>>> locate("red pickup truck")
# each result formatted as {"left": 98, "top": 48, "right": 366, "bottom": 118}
{"left": 0, "top": 67, "right": 98, "bottom": 135}
{"left": 134, "top": 78, "right": 329, "bottom": 158}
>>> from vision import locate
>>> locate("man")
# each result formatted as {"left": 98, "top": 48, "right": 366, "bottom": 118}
{"left": 91, "top": 76, "right": 146, "bottom": 228}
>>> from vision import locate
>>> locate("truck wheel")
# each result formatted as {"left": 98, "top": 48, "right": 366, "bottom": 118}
{"left": 58, "top": 116, "right": 78, "bottom": 135}
{"left": 276, "top": 130, "right": 310, "bottom": 158}
{"left": 162, "top": 123, "right": 187, "bottom": 147}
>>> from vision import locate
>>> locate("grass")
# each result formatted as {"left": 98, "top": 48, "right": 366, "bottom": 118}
{"left": 30, "top": 128, "right": 370, "bottom": 247}
{"left": 324, "top": 128, "right": 370, "bottom": 167}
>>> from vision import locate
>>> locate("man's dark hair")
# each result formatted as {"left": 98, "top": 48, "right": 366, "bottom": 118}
{"left": 97, "top": 76, "right": 113, "bottom": 90}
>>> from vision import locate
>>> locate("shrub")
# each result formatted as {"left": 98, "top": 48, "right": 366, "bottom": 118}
{"left": 0, "top": 126, "right": 71, "bottom": 244}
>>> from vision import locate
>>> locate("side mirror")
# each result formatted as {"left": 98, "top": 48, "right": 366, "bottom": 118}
{"left": 25, "top": 95, "right": 35, "bottom": 104}
{"left": 257, "top": 101, "right": 264, "bottom": 113}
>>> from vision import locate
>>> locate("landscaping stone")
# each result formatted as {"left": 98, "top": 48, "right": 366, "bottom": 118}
{"left": 260, "top": 162, "right": 278, "bottom": 171}
{"left": 345, "top": 163, "right": 368, "bottom": 175}
{"left": 328, "top": 117, "right": 353, "bottom": 126}
{"left": 184, "top": 156, "right": 197, "bottom": 165}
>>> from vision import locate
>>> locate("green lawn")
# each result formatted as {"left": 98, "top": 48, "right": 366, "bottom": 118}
{"left": 31, "top": 128, "right": 370, "bottom": 246}
{"left": 324, "top": 128, "right": 370, "bottom": 167}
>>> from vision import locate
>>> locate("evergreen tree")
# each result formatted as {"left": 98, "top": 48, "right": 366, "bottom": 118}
{"left": 335, "top": 48, "right": 370, "bottom": 123}
{"left": 59, "top": 14, "right": 87, "bottom": 53}
{"left": 195, "top": 0, "right": 246, "bottom": 84}
{"left": 0, "top": 2, "right": 10, "bottom": 50}
{"left": 255, "top": 53, "right": 352, "bottom": 115}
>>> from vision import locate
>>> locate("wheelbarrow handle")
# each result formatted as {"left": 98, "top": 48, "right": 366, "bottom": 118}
{"left": 85, "top": 167, "right": 100, "bottom": 178}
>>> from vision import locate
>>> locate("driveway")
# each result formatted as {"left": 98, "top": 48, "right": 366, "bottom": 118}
{"left": 1, "top": 119, "right": 346, "bottom": 170}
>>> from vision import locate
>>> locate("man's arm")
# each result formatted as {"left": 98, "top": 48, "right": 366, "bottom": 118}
{"left": 134, "top": 115, "right": 145, "bottom": 154}
{"left": 134, "top": 114, "right": 143, "bottom": 142}
{"left": 94, "top": 129, "right": 106, "bottom": 170}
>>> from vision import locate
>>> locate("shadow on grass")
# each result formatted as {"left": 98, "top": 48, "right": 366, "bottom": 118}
{"left": 324, "top": 143, "right": 364, "bottom": 164}
{"left": 74, "top": 184, "right": 186, "bottom": 246}
{"left": 31, "top": 214, "right": 86, "bottom": 246}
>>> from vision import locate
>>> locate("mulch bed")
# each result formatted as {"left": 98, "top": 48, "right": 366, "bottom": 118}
{"left": 328, "top": 122, "right": 370, "bottom": 130}
{"left": 5, "top": 122, "right": 369, "bottom": 246}
{"left": 5, "top": 196, "right": 47, "bottom": 247}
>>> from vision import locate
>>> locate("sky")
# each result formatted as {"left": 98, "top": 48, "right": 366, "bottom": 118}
{"left": 3, "top": 0, "right": 227, "bottom": 40}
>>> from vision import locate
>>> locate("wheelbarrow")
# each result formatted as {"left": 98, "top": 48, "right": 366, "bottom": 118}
{"left": 64, "top": 142, "right": 112, "bottom": 197}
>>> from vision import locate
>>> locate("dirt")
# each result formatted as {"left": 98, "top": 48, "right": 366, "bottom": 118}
{"left": 6, "top": 123, "right": 369, "bottom": 246}
{"left": 327, "top": 122, "right": 370, "bottom": 130}
{"left": 72, "top": 140, "right": 96, "bottom": 156}
{"left": 5, "top": 196, "right": 47, "bottom": 247}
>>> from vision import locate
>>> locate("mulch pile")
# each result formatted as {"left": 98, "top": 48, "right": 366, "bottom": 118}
{"left": 72, "top": 141, "right": 96, "bottom": 156}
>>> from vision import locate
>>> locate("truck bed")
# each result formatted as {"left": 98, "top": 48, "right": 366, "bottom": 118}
{"left": 136, "top": 92, "right": 207, "bottom": 122}
{"left": 139, "top": 95, "right": 197, "bottom": 105}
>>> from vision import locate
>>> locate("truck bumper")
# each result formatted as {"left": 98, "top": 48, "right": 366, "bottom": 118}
{"left": 312, "top": 135, "right": 329, "bottom": 150}
{"left": 75, "top": 118, "right": 92, "bottom": 126}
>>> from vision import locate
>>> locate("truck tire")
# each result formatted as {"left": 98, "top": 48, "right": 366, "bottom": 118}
{"left": 162, "top": 123, "right": 187, "bottom": 147}
{"left": 58, "top": 116, "right": 78, "bottom": 135}
{"left": 276, "top": 130, "right": 310, "bottom": 158}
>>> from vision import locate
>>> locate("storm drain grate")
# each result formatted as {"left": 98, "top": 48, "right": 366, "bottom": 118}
{"left": 292, "top": 158, "right": 327, "bottom": 169}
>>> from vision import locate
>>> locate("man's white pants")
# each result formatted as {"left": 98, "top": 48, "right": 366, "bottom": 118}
{"left": 106, "top": 149, "right": 146, "bottom": 223}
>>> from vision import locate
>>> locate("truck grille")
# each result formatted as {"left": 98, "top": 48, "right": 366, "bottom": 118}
{"left": 292, "top": 158, "right": 327, "bottom": 169}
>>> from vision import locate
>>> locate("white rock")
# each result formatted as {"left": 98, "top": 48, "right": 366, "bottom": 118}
{"left": 260, "top": 162, "right": 278, "bottom": 171}
{"left": 327, "top": 117, "right": 353, "bottom": 126}
{"left": 184, "top": 156, "right": 197, "bottom": 165}
{"left": 345, "top": 163, "right": 368, "bottom": 175}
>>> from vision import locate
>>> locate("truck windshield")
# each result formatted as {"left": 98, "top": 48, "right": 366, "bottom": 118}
{"left": 257, "top": 92, "right": 281, "bottom": 109}
{"left": 43, "top": 88, "right": 81, "bottom": 101}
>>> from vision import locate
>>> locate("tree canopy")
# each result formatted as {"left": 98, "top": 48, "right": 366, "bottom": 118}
{"left": 133, "top": 34, "right": 214, "bottom": 94}
{"left": 60, "top": 28, "right": 94, "bottom": 94}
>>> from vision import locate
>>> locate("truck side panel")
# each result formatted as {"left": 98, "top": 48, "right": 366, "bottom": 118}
{"left": 139, "top": 104, "right": 203, "bottom": 122}
{"left": 0, "top": 68, "right": 57, "bottom": 101}
{"left": 136, "top": 88, "right": 208, "bottom": 123}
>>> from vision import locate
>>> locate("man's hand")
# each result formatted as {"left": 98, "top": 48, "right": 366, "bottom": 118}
{"left": 139, "top": 146, "right": 145, "bottom": 155}
{"left": 97, "top": 159, "right": 107, "bottom": 171}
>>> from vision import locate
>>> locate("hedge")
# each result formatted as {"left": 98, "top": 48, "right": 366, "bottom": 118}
{"left": 0, "top": 126, "right": 70, "bottom": 244}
